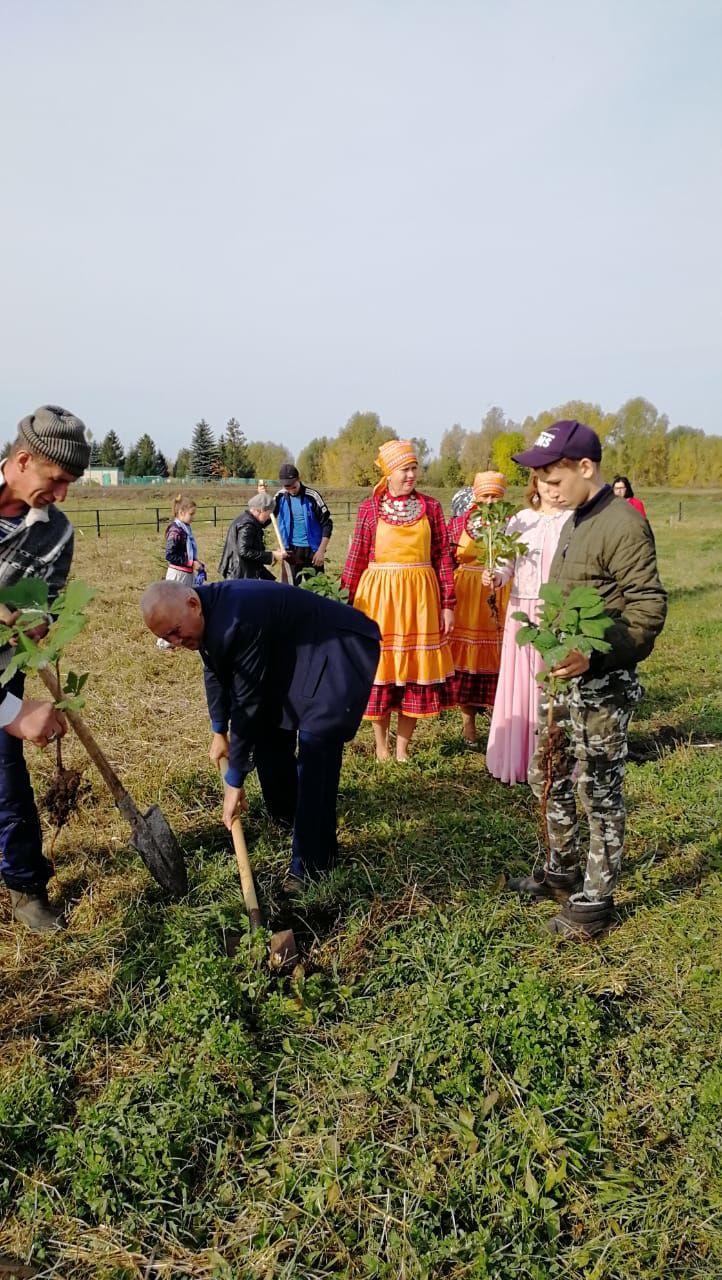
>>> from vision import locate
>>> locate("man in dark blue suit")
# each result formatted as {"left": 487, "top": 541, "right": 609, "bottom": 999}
{"left": 141, "top": 579, "right": 380, "bottom": 892}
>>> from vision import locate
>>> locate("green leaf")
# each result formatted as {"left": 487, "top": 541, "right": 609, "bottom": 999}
{"left": 579, "top": 602, "right": 607, "bottom": 618}
{"left": 539, "top": 583, "right": 565, "bottom": 607}
{"left": 515, "top": 625, "right": 538, "bottom": 647}
{"left": 579, "top": 618, "right": 613, "bottom": 639}
{"left": 533, "top": 630, "right": 560, "bottom": 652}
{"left": 559, "top": 608, "right": 580, "bottom": 632}
{"left": 566, "top": 586, "right": 604, "bottom": 609}
{"left": 541, "top": 644, "right": 571, "bottom": 669}
{"left": 56, "top": 580, "right": 96, "bottom": 612}
{"left": 0, "top": 578, "right": 49, "bottom": 610}
{"left": 511, "top": 611, "right": 532, "bottom": 625}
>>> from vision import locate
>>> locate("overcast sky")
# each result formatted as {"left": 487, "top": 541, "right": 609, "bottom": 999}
{"left": 2, "top": 0, "right": 721, "bottom": 456}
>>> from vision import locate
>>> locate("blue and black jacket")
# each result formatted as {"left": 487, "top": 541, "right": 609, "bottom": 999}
{"left": 273, "top": 483, "right": 333, "bottom": 553}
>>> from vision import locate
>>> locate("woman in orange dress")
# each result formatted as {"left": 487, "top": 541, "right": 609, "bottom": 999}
{"left": 447, "top": 471, "right": 512, "bottom": 747}
{"left": 341, "top": 440, "right": 456, "bottom": 762}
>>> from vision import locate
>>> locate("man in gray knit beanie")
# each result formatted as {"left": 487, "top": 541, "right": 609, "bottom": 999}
{"left": 0, "top": 405, "right": 90, "bottom": 932}
{"left": 16, "top": 405, "right": 90, "bottom": 479}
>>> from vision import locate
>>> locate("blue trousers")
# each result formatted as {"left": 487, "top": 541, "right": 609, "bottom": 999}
{"left": 254, "top": 728, "right": 343, "bottom": 879}
{"left": 0, "top": 675, "right": 53, "bottom": 891}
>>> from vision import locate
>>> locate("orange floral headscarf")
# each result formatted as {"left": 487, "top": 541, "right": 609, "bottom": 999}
{"left": 374, "top": 439, "right": 418, "bottom": 496}
{"left": 472, "top": 471, "right": 507, "bottom": 501}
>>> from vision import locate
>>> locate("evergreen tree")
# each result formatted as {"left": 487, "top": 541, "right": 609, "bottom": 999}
{"left": 191, "top": 420, "right": 219, "bottom": 478}
{"left": 124, "top": 447, "right": 140, "bottom": 477}
{"left": 89, "top": 439, "right": 102, "bottom": 466}
{"left": 224, "top": 418, "right": 252, "bottom": 477}
{"left": 99, "top": 430, "right": 125, "bottom": 468}
{"left": 136, "top": 433, "right": 160, "bottom": 476}
{"left": 156, "top": 451, "right": 170, "bottom": 478}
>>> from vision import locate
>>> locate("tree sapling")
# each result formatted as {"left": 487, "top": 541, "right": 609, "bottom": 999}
{"left": 512, "top": 583, "right": 614, "bottom": 865}
{"left": 0, "top": 577, "right": 95, "bottom": 855}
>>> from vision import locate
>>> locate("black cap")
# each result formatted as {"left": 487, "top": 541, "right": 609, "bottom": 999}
{"left": 278, "top": 463, "right": 300, "bottom": 482}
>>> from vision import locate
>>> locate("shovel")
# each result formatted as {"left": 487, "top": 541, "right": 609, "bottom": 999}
{"left": 269, "top": 513, "right": 295, "bottom": 586}
{"left": 36, "top": 666, "right": 188, "bottom": 896}
{"left": 218, "top": 756, "right": 298, "bottom": 972}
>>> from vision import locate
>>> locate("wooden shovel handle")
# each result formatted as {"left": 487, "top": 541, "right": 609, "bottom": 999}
{"left": 218, "top": 756, "right": 263, "bottom": 931}
{"left": 269, "top": 513, "right": 295, "bottom": 586}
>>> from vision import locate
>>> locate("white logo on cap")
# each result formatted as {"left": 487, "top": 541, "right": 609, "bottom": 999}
{"left": 534, "top": 431, "right": 555, "bottom": 448}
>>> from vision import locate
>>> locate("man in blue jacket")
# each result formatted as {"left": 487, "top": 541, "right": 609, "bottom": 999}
{"left": 141, "top": 579, "right": 380, "bottom": 893}
{"left": 274, "top": 463, "right": 333, "bottom": 583}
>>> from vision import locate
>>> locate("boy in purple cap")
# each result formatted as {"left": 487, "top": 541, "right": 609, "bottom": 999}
{"left": 506, "top": 420, "right": 667, "bottom": 939}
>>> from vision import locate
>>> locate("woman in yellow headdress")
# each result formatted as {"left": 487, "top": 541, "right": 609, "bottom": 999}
{"left": 447, "top": 471, "right": 512, "bottom": 747}
{"left": 341, "top": 440, "right": 456, "bottom": 761}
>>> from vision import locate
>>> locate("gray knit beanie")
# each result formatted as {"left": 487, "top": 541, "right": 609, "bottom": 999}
{"left": 17, "top": 405, "right": 91, "bottom": 478}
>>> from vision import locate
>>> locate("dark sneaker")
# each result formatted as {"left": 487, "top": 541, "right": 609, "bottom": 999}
{"left": 9, "top": 888, "right": 64, "bottom": 934}
{"left": 506, "top": 866, "right": 583, "bottom": 903}
{"left": 548, "top": 895, "right": 616, "bottom": 941}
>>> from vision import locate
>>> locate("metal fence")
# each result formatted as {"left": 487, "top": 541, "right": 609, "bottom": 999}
{"left": 64, "top": 502, "right": 358, "bottom": 535}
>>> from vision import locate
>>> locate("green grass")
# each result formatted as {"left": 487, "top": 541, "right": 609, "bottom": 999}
{"left": 0, "top": 490, "right": 720, "bottom": 1278}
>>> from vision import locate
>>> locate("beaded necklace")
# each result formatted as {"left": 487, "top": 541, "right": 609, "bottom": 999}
{"left": 379, "top": 489, "right": 425, "bottom": 526}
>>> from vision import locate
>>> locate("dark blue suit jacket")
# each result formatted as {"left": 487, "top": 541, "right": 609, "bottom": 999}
{"left": 197, "top": 581, "right": 381, "bottom": 785}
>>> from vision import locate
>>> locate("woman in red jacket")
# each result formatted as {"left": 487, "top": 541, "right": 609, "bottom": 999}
{"left": 613, "top": 475, "right": 647, "bottom": 518}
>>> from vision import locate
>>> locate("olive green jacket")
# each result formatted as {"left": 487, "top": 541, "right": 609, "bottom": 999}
{"left": 550, "top": 486, "right": 667, "bottom": 675}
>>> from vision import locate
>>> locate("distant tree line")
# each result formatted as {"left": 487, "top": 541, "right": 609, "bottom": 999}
{"left": 29, "top": 396, "right": 719, "bottom": 487}
{"left": 299, "top": 400, "right": 722, "bottom": 489}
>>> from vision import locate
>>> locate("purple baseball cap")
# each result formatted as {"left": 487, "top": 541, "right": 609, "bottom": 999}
{"left": 512, "top": 420, "right": 602, "bottom": 469}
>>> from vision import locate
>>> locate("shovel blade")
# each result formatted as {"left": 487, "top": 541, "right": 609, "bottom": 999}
{"left": 268, "top": 928, "right": 299, "bottom": 974}
{"left": 129, "top": 804, "right": 188, "bottom": 897}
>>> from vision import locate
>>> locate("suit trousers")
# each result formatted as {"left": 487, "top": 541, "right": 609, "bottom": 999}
{"left": 0, "top": 674, "right": 52, "bottom": 890}
{"left": 254, "top": 727, "right": 344, "bottom": 878}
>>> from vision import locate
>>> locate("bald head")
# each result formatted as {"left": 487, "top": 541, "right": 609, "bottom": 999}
{"left": 141, "top": 581, "right": 205, "bottom": 649}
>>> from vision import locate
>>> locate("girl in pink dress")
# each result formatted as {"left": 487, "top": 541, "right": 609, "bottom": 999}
{"left": 485, "top": 476, "right": 571, "bottom": 785}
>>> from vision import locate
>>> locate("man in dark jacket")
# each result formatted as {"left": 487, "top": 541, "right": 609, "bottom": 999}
{"left": 141, "top": 578, "right": 380, "bottom": 893}
{"left": 507, "top": 420, "right": 667, "bottom": 940}
{"left": 218, "top": 492, "right": 289, "bottom": 580}
{"left": 274, "top": 464, "right": 333, "bottom": 583}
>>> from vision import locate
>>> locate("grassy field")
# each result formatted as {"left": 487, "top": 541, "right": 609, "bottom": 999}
{"left": 0, "top": 488, "right": 720, "bottom": 1279}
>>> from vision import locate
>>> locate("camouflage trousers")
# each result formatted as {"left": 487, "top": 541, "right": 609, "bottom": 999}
{"left": 527, "top": 669, "right": 643, "bottom": 901}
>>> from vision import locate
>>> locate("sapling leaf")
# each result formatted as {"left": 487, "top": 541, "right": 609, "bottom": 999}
{"left": 0, "top": 579, "right": 50, "bottom": 610}
{"left": 579, "top": 618, "right": 613, "bottom": 639}
{"left": 565, "top": 586, "right": 603, "bottom": 608}
{"left": 512, "top": 611, "right": 533, "bottom": 625}
{"left": 515, "top": 625, "right": 538, "bottom": 646}
{"left": 539, "top": 583, "right": 565, "bottom": 607}
{"left": 534, "top": 630, "right": 560, "bottom": 651}
{"left": 56, "top": 580, "right": 96, "bottom": 613}
{"left": 543, "top": 644, "right": 572, "bottom": 669}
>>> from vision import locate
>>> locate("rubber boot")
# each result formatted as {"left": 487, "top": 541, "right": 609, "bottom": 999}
{"left": 9, "top": 888, "right": 64, "bottom": 934}
{"left": 548, "top": 894, "right": 616, "bottom": 941}
{"left": 506, "top": 865, "right": 583, "bottom": 904}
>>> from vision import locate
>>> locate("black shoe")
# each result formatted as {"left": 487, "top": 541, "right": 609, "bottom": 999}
{"left": 506, "top": 866, "right": 583, "bottom": 904}
{"left": 548, "top": 895, "right": 616, "bottom": 941}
